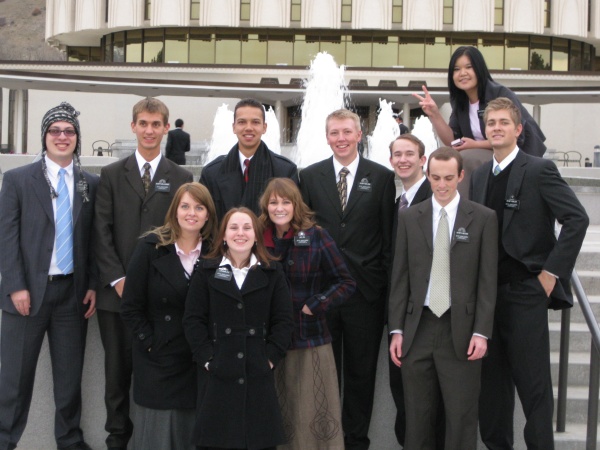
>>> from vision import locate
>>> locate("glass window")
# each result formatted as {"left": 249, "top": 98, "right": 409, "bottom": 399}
{"left": 443, "top": 0, "right": 453, "bottom": 25}
{"left": 90, "top": 47, "right": 102, "bottom": 62}
{"left": 68, "top": 47, "right": 89, "bottom": 62}
{"left": 347, "top": 36, "right": 372, "bottom": 66}
{"left": 103, "top": 34, "right": 113, "bottom": 62}
{"left": 113, "top": 32, "right": 125, "bottom": 62}
{"left": 551, "top": 37, "right": 568, "bottom": 71}
{"left": 126, "top": 30, "right": 142, "bottom": 63}
{"left": 494, "top": 0, "right": 503, "bottom": 26}
{"left": 569, "top": 40, "right": 582, "bottom": 71}
{"left": 342, "top": 0, "right": 352, "bottom": 23}
{"left": 144, "top": 28, "right": 164, "bottom": 63}
{"left": 544, "top": 0, "right": 551, "bottom": 28}
{"left": 191, "top": 0, "right": 200, "bottom": 20}
{"left": 267, "top": 34, "right": 294, "bottom": 65}
{"left": 373, "top": 36, "right": 398, "bottom": 67}
{"left": 190, "top": 31, "right": 215, "bottom": 64}
{"left": 392, "top": 0, "right": 403, "bottom": 24}
{"left": 320, "top": 35, "right": 346, "bottom": 65}
{"left": 505, "top": 34, "right": 528, "bottom": 70}
{"left": 215, "top": 34, "right": 242, "bottom": 64}
{"left": 425, "top": 36, "right": 451, "bottom": 69}
{"left": 530, "top": 35, "right": 551, "bottom": 70}
{"left": 582, "top": 43, "right": 592, "bottom": 71}
{"left": 165, "top": 28, "right": 189, "bottom": 63}
{"left": 478, "top": 35, "right": 504, "bottom": 70}
{"left": 294, "top": 35, "right": 319, "bottom": 66}
{"left": 398, "top": 34, "right": 425, "bottom": 68}
{"left": 241, "top": 34, "right": 267, "bottom": 64}
{"left": 241, "top": 0, "right": 251, "bottom": 21}
{"left": 144, "top": 0, "right": 151, "bottom": 20}
{"left": 291, "top": 0, "right": 301, "bottom": 22}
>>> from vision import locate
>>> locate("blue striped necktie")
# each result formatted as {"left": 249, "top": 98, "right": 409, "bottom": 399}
{"left": 55, "top": 168, "right": 73, "bottom": 274}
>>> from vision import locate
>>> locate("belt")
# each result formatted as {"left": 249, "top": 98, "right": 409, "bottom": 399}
{"left": 48, "top": 273, "right": 73, "bottom": 282}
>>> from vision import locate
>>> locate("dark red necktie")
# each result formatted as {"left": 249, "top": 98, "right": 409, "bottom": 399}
{"left": 243, "top": 159, "right": 250, "bottom": 184}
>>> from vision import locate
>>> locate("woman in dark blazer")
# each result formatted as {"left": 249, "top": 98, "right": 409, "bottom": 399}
{"left": 184, "top": 207, "right": 293, "bottom": 450}
{"left": 121, "top": 182, "right": 218, "bottom": 450}
{"left": 259, "top": 178, "right": 356, "bottom": 449}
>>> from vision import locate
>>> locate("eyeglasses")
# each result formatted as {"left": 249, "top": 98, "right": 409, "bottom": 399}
{"left": 47, "top": 128, "right": 77, "bottom": 137}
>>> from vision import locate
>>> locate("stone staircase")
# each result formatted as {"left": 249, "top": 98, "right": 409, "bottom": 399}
{"left": 550, "top": 224, "right": 600, "bottom": 450}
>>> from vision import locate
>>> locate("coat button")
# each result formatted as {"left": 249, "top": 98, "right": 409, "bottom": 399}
{"left": 225, "top": 328, "right": 232, "bottom": 335}
{"left": 238, "top": 378, "right": 245, "bottom": 384}
{"left": 287, "top": 260, "right": 294, "bottom": 266}
{"left": 138, "top": 333, "right": 145, "bottom": 340}
{"left": 249, "top": 328, "right": 255, "bottom": 335}
{"left": 341, "top": 222, "right": 346, "bottom": 228}
{"left": 164, "top": 315, "right": 171, "bottom": 322}
{"left": 237, "top": 352, "right": 244, "bottom": 359}
{"left": 319, "top": 295, "right": 326, "bottom": 301}
{"left": 237, "top": 303, "right": 243, "bottom": 310}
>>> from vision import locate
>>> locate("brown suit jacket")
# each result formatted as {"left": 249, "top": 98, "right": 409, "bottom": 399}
{"left": 388, "top": 197, "right": 498, "bottom": 360}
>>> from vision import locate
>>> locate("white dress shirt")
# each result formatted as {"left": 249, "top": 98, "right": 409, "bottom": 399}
{"left": 46, "top": 157, "right": 74, "bottom": 275}
{"left": 492, "top": 146, "right": 519, "bottom": 174}
{"left": 332, "top": 154, "right": 360, "bottom": 205}
{"left": 401, "top": 174, "right": 427, "bottom": 206}
{"left": 221, "top": 254, "right": 259, "bottom": 289}
{"left": 135, "top": 150, "right": 161, "bottom": 181}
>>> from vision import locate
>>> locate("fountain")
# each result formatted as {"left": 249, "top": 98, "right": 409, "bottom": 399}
{"left": 292, "top": 52, "right": 349, "bottom": 168}
{"left": 411, "top": 115, "right": 439, "bottom": 168}
{"left": 366, "top": 99, "right": 399, "bottom": 167}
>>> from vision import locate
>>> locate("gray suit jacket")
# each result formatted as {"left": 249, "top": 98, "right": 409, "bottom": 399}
{"left": 94, "top": 154, "right": 193, "bottom": 312}
{"left": 388, "top": 198, "right": 498, "bottom": 360}
{"left": 0, "top": 160, "right": 98, "bottom": 316}
{"left": 470, "top": 150, "right": 589, "bottom": 309}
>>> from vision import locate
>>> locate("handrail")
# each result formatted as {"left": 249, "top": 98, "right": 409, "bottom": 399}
{"left": 556, "top": 270, "right": 600, "bottom": 450}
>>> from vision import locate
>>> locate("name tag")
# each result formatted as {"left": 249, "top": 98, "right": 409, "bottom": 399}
{"left": 454, "top": 227, "right": 470, "bottom": 242}
{"left": 294, "top": 231, "right": 310, "bottom": 247}
{"left": 505, "top": 196, "right": 520, "bottom": 210}
{"left": 357, "top": 178, "right": 372, "bottom": 192}
{"left": 155, "top": 179, "right": 171, "bottom": 193}
{"left": 215, "top": 267, "right": 232, "bottom": 281}
{"left": 477, "top": 109, "right": 485, "bottom": 118}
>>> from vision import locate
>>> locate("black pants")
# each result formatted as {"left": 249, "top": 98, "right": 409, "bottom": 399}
{"left": 97, "top": 309, "right": 133, "bottom": 448}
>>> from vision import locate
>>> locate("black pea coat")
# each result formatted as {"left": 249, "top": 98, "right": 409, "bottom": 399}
{"left": 121, "top": 234, "right": 204, "bottom": 410}
{"left": 183, "top": 257, "right": 293, "bottom": 450}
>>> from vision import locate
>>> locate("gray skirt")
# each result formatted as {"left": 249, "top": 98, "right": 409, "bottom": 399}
{"left": 131, "top": 404, "right": 195, "bottom": 450}
{"left": 275, "top": 344, "right": 344, "bottom": 450}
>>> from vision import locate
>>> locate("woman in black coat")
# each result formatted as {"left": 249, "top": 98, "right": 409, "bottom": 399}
{"left": 184, "top": 207, "right": 293, "bottom": 450}
{"left": 121, "top": 182, "right": 218, "bottom": 450}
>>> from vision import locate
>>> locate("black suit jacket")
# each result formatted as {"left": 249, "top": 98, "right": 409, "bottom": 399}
{"left": 0, "top": 161, "right": 98, "bottom": 316}
{"left": 449, "top": 80, "right": 546, "bottom": 157}
{"left": 300, "top": 156, "right": 396, "bottom": 302}
{"left": 200, "top": 141, "right": 298, "bottom": 221}
{"left": 94, "top": 154, "right": 193, "bottom": 312}
{"left": 470, "top": 150, "right": 589, "bottom": 309}
{"left": 165, "top": 128, "right": 190, "bottom": 165}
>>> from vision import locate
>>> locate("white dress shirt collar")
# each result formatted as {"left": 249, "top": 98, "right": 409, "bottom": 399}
{"left": 135, "top": 150, "right": 161, "bottom": 180}
{"left": 492, "top": 146, "right": 520, "bottom": 174}
{"left": 402, "top": 174, "right": 426, "bottom": 206}
{"left": 239, "top": 151, "right": 255, "bottom": 174}
{"left": 220, "top": 254, "right": 259, "bottom": 289}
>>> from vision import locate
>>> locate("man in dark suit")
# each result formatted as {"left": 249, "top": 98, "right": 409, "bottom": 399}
{"left": 94, "top": 97, "right": 193, "bottom": 450}
{"left": 388, "top": 134, "right": 445, "bottom": 449}
{"left": 0, "top": 103, "right": 98, "bottom": 450}
{"left": 200, "top": 98, "right": 298, "bottom": 221}
{"left": 300, "top": 109, "right": 396, "bottom": 450}
{"left": 472, "top": 98, "right": 589, "bottom": 450}
{"left": 389, "top": 147, "right": 498, "bottom": 449}
{"left": 393, "top": 113, "right": 409, "bottom": 135}
{"left": 165, "top": 118, "right": 190, "bottom": 165}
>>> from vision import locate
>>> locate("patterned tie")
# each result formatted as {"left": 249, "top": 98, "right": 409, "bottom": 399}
{"left": 429, "top": 208, "right": 450, "bottom": 318}
{"left": 398, "top": 193, "right": 409, "bottom": 220}
{"left": 142, "top": 162, "right": 151, "bottom": 195}
{"left": 243, "top": 158, "right": 250, "bottom": 184}
{"left": 493, "top": 165, "right": 501, "bottom": 176}
{"left": 55, "top": 168, "right": 73, "bottom": 274}
{"left": 337, "top": 167, "right": 349, "bottom": 211}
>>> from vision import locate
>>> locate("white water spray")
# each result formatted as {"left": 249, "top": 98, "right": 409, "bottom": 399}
{"left": 366, "top": 99, "right": 399, "bottom": 167}
{"left": 411, "top": 116, "right": 439, "bottom": 168}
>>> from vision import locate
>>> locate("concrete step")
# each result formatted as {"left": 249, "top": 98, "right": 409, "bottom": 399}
{"left": 554, "top": 424, "right": 600, "bottom": 450}
{"left": 576, "top": 249, "right": 600, "bottom": 271}
{"left": 553, "top": 386, "right": 600, "bottom": 424}
{"left": 575, "top": 270, "right": 600, "bottom": 296}
{"left": 551, "top": 352, "right": 596, "bottom": 387}
{"left": 549, "top": 296, "right": 600, "bottom": 324}
{"left": 550, "top": 322, "right": 593, "bottom": 353}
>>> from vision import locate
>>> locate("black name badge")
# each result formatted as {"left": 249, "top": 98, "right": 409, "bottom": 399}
{"left": 477, "top": 109, "right": 486, "bottom": 118}
{"left": 455, "top": 227, "right": 470, "bottom": 242}
{"left": 505, "top": 196, "right": 520, "bottom": 210}
{"left": 215, "top": 267, "right": 232, "bottom": 281}
{"left": 294, "top": 231, "right": 310, "bottom": 247}
{"left": 155, "top": 179, "right": 171, "bottom": 193}
{"left": 357, "top": 178, "right": 372, "bottom": 192}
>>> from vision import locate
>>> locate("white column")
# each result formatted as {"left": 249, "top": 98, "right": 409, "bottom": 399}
{"left": 403, "top": 102, "right": 411, "bottom": 130}
{"left": 533, "top": 104, "right": 541, "bottom": 126}
{"left": 8, "top": 90, "right": 27, "bottom": 154}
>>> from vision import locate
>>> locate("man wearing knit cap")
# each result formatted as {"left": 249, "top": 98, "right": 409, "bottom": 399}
{"left": 0, "top": 102, "right": 99, "bottom": 450}
{"left": 93, "top": 97, "right": 192, "bottom": 449}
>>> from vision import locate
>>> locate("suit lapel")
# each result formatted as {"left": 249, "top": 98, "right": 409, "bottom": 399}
{"left": 452, "top": 199, "right": 473, "bottom": 249}
{"left": 152, "top": 246, "right": 190, "bottom": 301}
{"left": 503, "top": 151, "right": 527, "bottom": 233}
{"left": 343, "top": 158, "right": 368, "bottom": 217}
{"left": 145, "top": 157, "right": 172, "bottom": 204}
{"left": 416, "top": 200, "right": 434, "bottom": 252}
{"left": 124, "top": 155, "right": 146, "bottom": 201}
{"left": 319, "top": 158, "right": 343, "bottom": 218}
{"left": 240, "top": 266, "right": 269, "bottom": 296}
{"left": 31, "top": 162, "right": 55, "bottom": 224}
{"left": 471, "top": 161, "right": 492, "bottom": 205}
{"left": 72, "top": 165, "right": 83, "bottom": 225}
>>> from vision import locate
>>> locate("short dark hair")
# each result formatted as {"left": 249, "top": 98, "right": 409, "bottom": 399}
{"left": 175, "top": 118, "right": 184, "bottom": 128}
{"left": 234, "top": 98, "right": 265, "bottom": 122}
{"left": 448, "top": 46, "right": 493, "bottom": 111}
{"left": 427, "top": 147, "right": 463, "bottom": 175}
{"left": 389, "top": 134, "right": 425, "bottom": 158}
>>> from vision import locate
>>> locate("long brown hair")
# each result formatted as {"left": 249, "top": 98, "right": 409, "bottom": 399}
{"left": 145, "top": 182, "right": 218, "bottom": 247}
{"left": 207, "top": 207, "right": 276, "bottom": 267}
{"left": 259, "top": 178, "right": 316, "bottom": 233}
